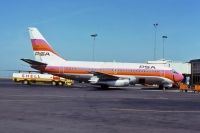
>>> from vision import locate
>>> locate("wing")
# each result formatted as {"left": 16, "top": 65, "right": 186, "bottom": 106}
{"left": 90, "top": 71, "right": 119, "bottom": 81}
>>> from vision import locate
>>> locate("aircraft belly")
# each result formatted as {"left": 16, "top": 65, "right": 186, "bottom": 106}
{"left": 136, "top": 76, "right": 172, "bottom": 85}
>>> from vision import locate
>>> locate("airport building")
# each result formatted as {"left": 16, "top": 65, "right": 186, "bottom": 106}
{"left": 147, "top": 59, "right": 191, "bottom": 75}
{"left": 189, "top": 59, "right": 200, "bottom": 85}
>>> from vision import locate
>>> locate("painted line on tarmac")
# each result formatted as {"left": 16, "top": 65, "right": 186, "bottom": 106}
{"left": 111, "top": 108, "right": 200, "bottom": 113}
{"left": 142, "top": 97, "right": 169, "bottom": 100}
{"left": 0, "top": 99, "right": 53, "bottom": 102}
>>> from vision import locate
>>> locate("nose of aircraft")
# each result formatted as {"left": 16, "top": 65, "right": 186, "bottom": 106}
{"left": 175, "top": 74, "right": 184, "bottom": 82}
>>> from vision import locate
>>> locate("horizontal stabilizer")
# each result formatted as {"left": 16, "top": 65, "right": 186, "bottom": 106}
{"left": 0, "top": 69, "right": 39, "bottom": 73}
{"left": 21, "top": 59, "right": 47, "bottom": 66}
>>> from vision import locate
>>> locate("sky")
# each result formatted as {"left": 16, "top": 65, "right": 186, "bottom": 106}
{"left": 0, "top": 0, "right": 200, "bottom": 77}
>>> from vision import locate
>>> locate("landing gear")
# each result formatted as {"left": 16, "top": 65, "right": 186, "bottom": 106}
{"left": 159, "top": 85, "right": 166, "bottom": 91}
{"left": 159, "top": 85, "right": 163, "bottom": 89}
{"left": 101, "top": 85, "right": 109, "bottom": 89}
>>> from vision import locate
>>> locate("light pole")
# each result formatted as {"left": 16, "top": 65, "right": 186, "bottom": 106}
{"left": 91, "top": 34, "right": 98, "bottom": 61}
{"left": 162, "top": 35, "right": 168, "bottom": 59}
{"left": 153, "top": 23, "right": 158, "bottom": 60}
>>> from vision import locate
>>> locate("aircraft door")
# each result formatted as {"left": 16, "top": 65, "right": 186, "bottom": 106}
{"left": 59, "top": 66, "right": 64, "bottom": 74}
{"left": 160, "top": 69, "right": 165, "bottom": 77}
{"left": 114, "top": 67, "right": 118, "bottom": 75}
{"left": 112, "top": 62, "right": 118, "bottom": 75}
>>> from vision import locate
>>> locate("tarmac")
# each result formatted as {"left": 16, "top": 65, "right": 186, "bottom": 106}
{"left": 0, "top": 79, "right": 200, "bottom": 133}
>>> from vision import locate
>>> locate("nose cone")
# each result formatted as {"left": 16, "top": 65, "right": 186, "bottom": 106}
{"left": 175, "top": 74, "right": 184, "bottom": 82}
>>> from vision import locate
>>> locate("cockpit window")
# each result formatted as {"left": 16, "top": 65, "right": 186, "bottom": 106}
{"left": 171, "top": 69, "right": 178, "bottom": 74}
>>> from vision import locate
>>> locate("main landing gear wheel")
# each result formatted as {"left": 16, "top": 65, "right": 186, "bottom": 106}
{"left": 159, "top": 85, "right": 166, "bottom": 91}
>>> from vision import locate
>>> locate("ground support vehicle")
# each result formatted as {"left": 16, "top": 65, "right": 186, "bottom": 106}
{"left": 179, "top": 83, "right": 189, "bottom": 92}
{"left": 13, "top": 72, "right": 74, "bottom": 86}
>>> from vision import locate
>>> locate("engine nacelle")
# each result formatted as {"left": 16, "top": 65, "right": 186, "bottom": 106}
{"left": 88, "top": 76, "right": 99, "bottom": 84}
{"left": 129, "top": 77, "right": 137, "bottom": 85}
{"left": 99, "top": 79, "right": 130, "bottom": 87}
{"left": 89, "top": 76, "right": 137, "bottom": 87}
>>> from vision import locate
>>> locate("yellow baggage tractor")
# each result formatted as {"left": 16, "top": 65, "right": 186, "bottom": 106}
{"left": 193, "top": 84, "right": 200, "bottom": 93}
{"left": 179, "top": 83, "right": 189, "bottom": 92}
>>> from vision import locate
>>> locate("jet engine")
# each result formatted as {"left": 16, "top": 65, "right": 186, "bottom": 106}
{"left": 99, "top": 79, "right": 130, "bottom": 87}
{"left": 128, "top": 77, "right": 137, "bottom": 85}
{"left": 89, "top": 76, "right": 137, "bottom": 87}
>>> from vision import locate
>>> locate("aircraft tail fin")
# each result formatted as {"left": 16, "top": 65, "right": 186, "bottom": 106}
{"left": 28, "top": 27, "right": 66, "bottom": 65}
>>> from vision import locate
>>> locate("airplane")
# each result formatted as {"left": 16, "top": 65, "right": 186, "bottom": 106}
{"left": 21, "top": 27, "right": 184, "bottom": 89}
